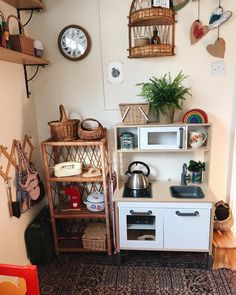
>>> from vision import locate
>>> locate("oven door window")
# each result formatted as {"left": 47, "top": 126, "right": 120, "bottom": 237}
{"left": 119, "top": 207, "right": 164, "bottom": 249}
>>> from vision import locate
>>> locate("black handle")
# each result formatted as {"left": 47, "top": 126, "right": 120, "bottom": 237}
{"left": 126, "top": 161, "right": 150, "bottom": 176}
{"left": 130, "top": 210, "right": 152, "bottom": 216}
{"left": 175, "top": 210, "right": 199, "bottom": 217}
{"left": 179, "top": 127, "right": 184, "bottom": 149}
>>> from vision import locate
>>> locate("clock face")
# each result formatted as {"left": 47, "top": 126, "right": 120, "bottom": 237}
{"left": 58, "top": 25, "right": 91, "bottom": 61}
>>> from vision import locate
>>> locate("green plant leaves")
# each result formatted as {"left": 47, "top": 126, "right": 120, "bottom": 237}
{"left": 137, "top": 71, "right": 191, "bottom": 114}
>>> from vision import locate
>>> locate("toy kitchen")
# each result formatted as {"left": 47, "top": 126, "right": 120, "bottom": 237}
{"left": 112, "top": 122, "right": 216, "bottom": 269}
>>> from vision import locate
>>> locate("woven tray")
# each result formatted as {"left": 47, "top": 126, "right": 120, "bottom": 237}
{"left": 119, "top": 103, "right": 149, "bottom": 124}
{"left": 7, "top": 15, "right": 35, "bottom": 56}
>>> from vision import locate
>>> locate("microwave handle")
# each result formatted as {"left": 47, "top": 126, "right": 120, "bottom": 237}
{"left": 179, "top": 127, "right": 184, "bottom": 149}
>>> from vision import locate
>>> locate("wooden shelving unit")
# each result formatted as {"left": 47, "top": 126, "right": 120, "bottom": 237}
{"left": 128, "top": 0, "right": 175, "bottom": 58}
{"left": 1, "top": 0, "right": 44, "bottom": 9}
{"left": 41, "top": 134, "right": 112, "bottom": 255}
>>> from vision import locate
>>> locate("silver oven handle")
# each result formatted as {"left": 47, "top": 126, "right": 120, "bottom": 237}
{"left": 130, "top": 210, "right": 152, "bottom": 216}
{"left": 176, "top": 210, "right": 199, "bottom": 217}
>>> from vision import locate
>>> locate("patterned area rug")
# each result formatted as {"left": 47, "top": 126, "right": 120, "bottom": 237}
{"left": 38, "top": 252, "right": 236, "bottom": 295}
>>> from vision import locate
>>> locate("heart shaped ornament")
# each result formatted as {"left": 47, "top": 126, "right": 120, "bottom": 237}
{"left": 190, "top": 20, "right": 209, "bottom": 45}
{"left": 206, "top": 38, "right": 226, "bottom": 58}
{"left": 209, "top": 7, "right": 232, "bottom": 30}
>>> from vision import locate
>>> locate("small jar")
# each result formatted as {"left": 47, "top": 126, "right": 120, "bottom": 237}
{"left": 120, "top": 132, "right": 135, "bottom": 150}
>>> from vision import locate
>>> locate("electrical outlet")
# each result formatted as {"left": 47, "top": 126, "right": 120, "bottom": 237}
{"left": 212, "top": 61, "right": 226, "bottom": 75}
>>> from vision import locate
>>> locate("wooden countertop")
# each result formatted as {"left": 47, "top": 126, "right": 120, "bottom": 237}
{"left": 113, "top": 181, "right": 217, "bottom": 203}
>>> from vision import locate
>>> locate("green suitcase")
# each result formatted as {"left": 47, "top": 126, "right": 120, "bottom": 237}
{"left": 25, "top": 206, "right": 55, "bottom": 264}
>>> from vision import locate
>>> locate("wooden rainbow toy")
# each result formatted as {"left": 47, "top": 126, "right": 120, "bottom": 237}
{"left": 183, "top": 108, "right": 208, "bottom": 123}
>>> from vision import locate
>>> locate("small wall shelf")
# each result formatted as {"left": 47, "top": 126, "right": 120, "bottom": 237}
{"left": 0, "top": 0, "right": 49, "bottom": 97}
{"left": 0, "top": 47, "right": 49, "bottom": 65}
{"left": 1, "top": 0, "right": 44, "bottom": 9}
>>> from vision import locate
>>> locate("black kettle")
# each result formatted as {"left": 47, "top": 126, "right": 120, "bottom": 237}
{"left": 125, "top": 161, "right": 150, "bottom": 190}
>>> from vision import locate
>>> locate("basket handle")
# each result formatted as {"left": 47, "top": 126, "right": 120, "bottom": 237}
{"left": 59, "top": 105, "right": 68, "bottom": 122}
{"left": 7, "top": 15, "right": 25, "bottom": 35}
{"left": 80, "top": 118, "right": 103, "bottom": 130}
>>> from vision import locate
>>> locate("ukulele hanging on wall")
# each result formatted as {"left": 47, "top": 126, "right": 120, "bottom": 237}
{"left": 190, "top": 0, "right": 209, "bottom": 45}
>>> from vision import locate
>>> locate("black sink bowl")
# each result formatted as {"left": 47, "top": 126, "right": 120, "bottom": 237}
{"left": 169, "top": 185, "right": 205, "bottom": 199}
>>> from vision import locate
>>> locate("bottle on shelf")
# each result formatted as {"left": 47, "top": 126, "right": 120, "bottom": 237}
{"left": 151, "top": 27, "right": 161, "bottom": 44}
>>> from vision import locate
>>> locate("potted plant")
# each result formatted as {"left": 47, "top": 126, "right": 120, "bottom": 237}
{"left": 136, "top": 71, "right": 191, "bottom": 123}
{"left": 187, "top": 160, "right": 205, "bottom": 184}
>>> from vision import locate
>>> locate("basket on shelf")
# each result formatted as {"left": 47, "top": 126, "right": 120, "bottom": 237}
{"left": 119, "top": 103, "right": 149, "bottom": 124}
{"left": 82, "top": 222, "right": 107, "bottom": 251}
{"left": 78, "top": 118, "right": 104, "bottom": 140}
{"left": 214, "top": 201, "right": 234, "bottom": 232}
{"left": 7, "top": 15, "right": 35, "bottom": 56}
{"left": 48, "top": 105, "right": 79, "bottom": 141}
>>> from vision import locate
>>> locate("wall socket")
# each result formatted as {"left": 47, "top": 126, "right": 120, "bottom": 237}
{"left": 212, "top": 61, "right": 226, "bottom": 75}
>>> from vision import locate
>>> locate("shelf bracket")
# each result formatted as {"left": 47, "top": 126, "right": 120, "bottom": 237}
{"left": 24, "top": 64, "right": 47, "bottom": 98}
{"left": 17, "top": 8, "right": 42, "bottom": 29}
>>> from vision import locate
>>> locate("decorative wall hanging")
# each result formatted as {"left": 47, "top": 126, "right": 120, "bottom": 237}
{"left": 208, "top": 6, "right": 232, "bottom": 30}
{"left": 172, "top": 0, "right": 190, "bottom": 11}
{"left": 190, "top": 0, "right": 209, "bottom": 45}
{"left": 207, "top": 37, "right": 225, "bottom": 58}
{"left": 58, "top": 25, "right": 91, "bottom": 61}
{"left": 107, "top": 61, "right": 124, "bottom": 84}
{"left": 182, "top": 108, "right": 208, "bottom": 123}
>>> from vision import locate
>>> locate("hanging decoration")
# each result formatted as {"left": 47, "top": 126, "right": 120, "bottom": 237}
{"left": 206, "top": 0, "right": 228, "bottom": 58}
{"left": 190, "top": 0, "right": 209, "bottom": 45}
{"left": 206, "top": 36, "right": 226, "bottom": 58}
{"left": 208, "top": 5, "right": 232, "bottom": 30}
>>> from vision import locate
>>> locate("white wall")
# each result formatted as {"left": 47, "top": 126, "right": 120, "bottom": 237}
{"left": 0, "top": 2, "right": 44, "bottom": 265}
{"left": 30, "top": 0, "right": 236, "bottom": 200}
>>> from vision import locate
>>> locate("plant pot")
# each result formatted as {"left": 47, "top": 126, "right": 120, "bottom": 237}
{"left": 159, "top": 108, "right": 175, "bottom": 124}
{"left": 191, "top": 171, "right": 202, "bottom": 184}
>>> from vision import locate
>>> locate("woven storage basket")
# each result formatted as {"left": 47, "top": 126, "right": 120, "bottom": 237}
{"left": 7, "top": 15, "right": 34, "bottom": 56}
{"left": 78, "top": 118, "right": 104, "bottom": 140}
{"left": 82, "top": 222, "right": 107, "bottom": 251}
{"left": 48, "top": 105, "right": 79, "bottom": 141}
{"left": 214, "top": 210, "right": 234, "bottom": 232}
{"left": 119, "top": 103, "right": 149, "bottom": 124}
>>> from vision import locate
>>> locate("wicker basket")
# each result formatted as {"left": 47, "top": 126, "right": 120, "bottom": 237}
{"left": 214, "top": 210, "right": 234, "bottom": 232}
{"left": 7, "top": 15, "right": 35, "bottom": 56}
{"left": 78, "top": 118, "right": 104, "bottom": 140}
{"left": 48, "top": 105, "right": 79, "bottom": 141}
{"left": 119, "top": 103, "right": 149, "bottom": 124}
{"left": 82, "top": 222, "right": 107, "bottom": 251}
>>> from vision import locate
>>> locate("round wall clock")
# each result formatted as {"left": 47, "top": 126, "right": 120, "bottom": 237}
{"left": 58, "top": 25, "right": 91, "bottom": 61}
